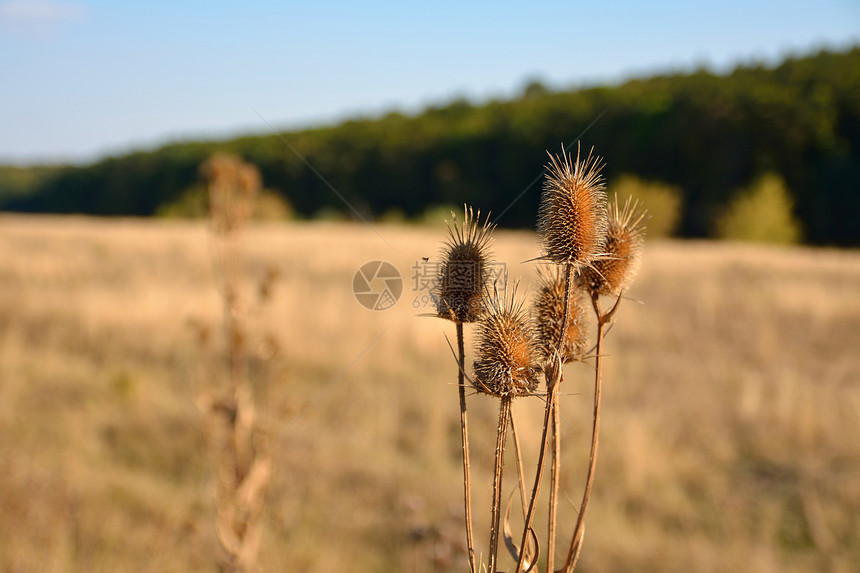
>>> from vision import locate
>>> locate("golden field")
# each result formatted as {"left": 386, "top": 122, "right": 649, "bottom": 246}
{"left": 1, "top": 215, "right": 858, "bottom": 572}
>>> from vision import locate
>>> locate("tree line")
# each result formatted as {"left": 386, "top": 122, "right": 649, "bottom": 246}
{"left": 2, "top": 47, "right": 858, "bottom": 245}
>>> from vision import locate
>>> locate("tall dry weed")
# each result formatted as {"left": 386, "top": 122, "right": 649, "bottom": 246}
{"left": 434, "top": 206, "right": 496, "bottom": 573}
{"left": 428, "top": 144, "right": 646, "bottom": 573}
{"left": 196, "top": 153, "right": 279, "bottom": 573}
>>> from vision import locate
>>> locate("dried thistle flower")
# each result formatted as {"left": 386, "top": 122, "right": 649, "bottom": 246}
{"left": 537, "top": 145, "right": 607, "bottom": 268}
{"left": 202, "top": 153, "right": 261, "bottom": 233}
{"left": 436, "top": 206, "right": 496, "bottom": 323}
{"left": 472, "top": 286, "right": 540, "bottom": 397}
{"left": 533, "top": 266, "right": 588, "bottom": 365}
{"left": 580, "top": 196, "right": 647, "bottom": 296}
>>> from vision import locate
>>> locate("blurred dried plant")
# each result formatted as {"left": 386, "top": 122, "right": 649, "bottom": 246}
{"left": 195, "top": 153, "right": 280, "bottom": 573}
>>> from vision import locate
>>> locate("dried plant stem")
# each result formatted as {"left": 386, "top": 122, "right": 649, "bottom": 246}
{"left": 456, "top": 321, "right": 477, "bottom": 573}
{"left": 547, "top": 395, "right": 561, "bottom": 573}
{"left": 489, "top": 396, "right": 512, "bottom": 573}
{"left": 508, "top": 410, "right": 537, "bottom": 567}
{"left": 199, "top": 154, "right": 273, "bottom": 573}
{"left": 515, "top": 264, "right": 573, "bottom": 573}
{"left": 557, "top": 264, "right": 574, "bottom": 365}
{"left": 509, "top": 411, "right": 529, "bottom": 521}
{"left": 512, "top": 385, "right": 552, "bottom": 573}
{"left": 215, "top": 242, "right": 267, "bottom": 573}
{"left": 562, "top": 292, "right": 620, "bottom": 572}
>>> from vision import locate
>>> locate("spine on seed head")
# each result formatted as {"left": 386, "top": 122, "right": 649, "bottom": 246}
{"left": 580, "top": 195, "right": 647, "bottom": 296}
{"left": 436, "top": 205, "right": 496, "bottom": 323}
{"left": 537, "top": 145, "right": 608, "bottom": 269}
{"left": 472, "top": 285, "right": 541, "bottom": 397}
{"left": 533, "top": 265, "right": 588, "bottom": 366}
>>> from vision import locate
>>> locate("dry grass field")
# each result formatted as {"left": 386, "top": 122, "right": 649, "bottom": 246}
{"left": 1, "top": 215, "right": 858, "bottom": 572}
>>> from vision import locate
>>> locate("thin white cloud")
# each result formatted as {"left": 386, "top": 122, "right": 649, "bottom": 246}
{"left": 0, "top": 0, "right": 87, "bottom": 35}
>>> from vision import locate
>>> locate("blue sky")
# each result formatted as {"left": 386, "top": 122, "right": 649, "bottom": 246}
{"left": 1, "top": 0, "right": 858, "bottom": 164}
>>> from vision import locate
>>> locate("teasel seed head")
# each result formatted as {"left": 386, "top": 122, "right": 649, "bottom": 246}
{"left": 580, "top": 195, "right": 647, "bottom": 296}
{"left": 435, "top": 205, "right": 496, "bottom": 323}
{"left": 537, "top": 145, "right": 607, "bottom": 268}
{"left": 533, "top": 266, "right": 588, "bottom": 365}
{"left": 472, "top": 285, "right": 541, "bottom": 397}
{"left": 202, "top": 153, "right": 261, "bottom": 234}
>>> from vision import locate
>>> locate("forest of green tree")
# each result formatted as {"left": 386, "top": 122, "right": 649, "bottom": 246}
{"left": 2, "top": 47, "right": 858, "bottom": 245}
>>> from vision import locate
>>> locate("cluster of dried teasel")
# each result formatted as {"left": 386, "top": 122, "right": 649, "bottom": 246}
{"left": 195, "top": 153, "right": 279, "bottom": 573}
{"left": 434, "top": 145, "right": 646, "bottom": 573}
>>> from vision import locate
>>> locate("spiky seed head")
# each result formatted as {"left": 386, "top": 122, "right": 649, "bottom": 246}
{"left": 537, "top": 145, "right": 607, "bottom": 267}
{"left": 533, "top": 266, "right": 588, "bottom": 365}
{"left": 202, "top": 153, "right": 261, "bottom": 234}
{"left": 472, "top": 286, "right": 540, "bottom": 397}
{"left": 435, "top": 205, "right": 496, "bottom": 323}
{"left": 580, "top": 196, "right": 647, "bottom": 296}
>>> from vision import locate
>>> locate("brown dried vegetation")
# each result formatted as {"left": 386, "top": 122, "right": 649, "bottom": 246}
{"left": 198, "top": 153, "right": 277, "bottom": 573}
{"left": 581, "top": 196, "right": 647, "bottom": 297}
{"left": 537, "top": 146, "right": 607, "bottom": 268}
{"left": 533, "top": 265, "right": 589, "bottom": 366}
{"left": 435, "top": 206, "right": 496, "bottom": 324}
{"left": 0, "top": 218, "right": 858, "bottom": 572}
{"left": 472, "top": 288, "right": 541, "bottom": 398}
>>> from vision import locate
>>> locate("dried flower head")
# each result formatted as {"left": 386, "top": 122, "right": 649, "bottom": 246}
{"left": 580, "top": 196, "right": 647, "bottom": 296}
{"left": 435, "top": 206, "right": 496, "bottom": 323}
{"left": 533, "top": 266, "right": 588, "bottom": 365}
{"left": 202, "top": 153, "right": 261, "bottom": 234}
{"left": 537, "top": 145, "right": 607, "bottom": 268}
{"left": 472, "top": 286, "right": 540, "bottom": 397}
